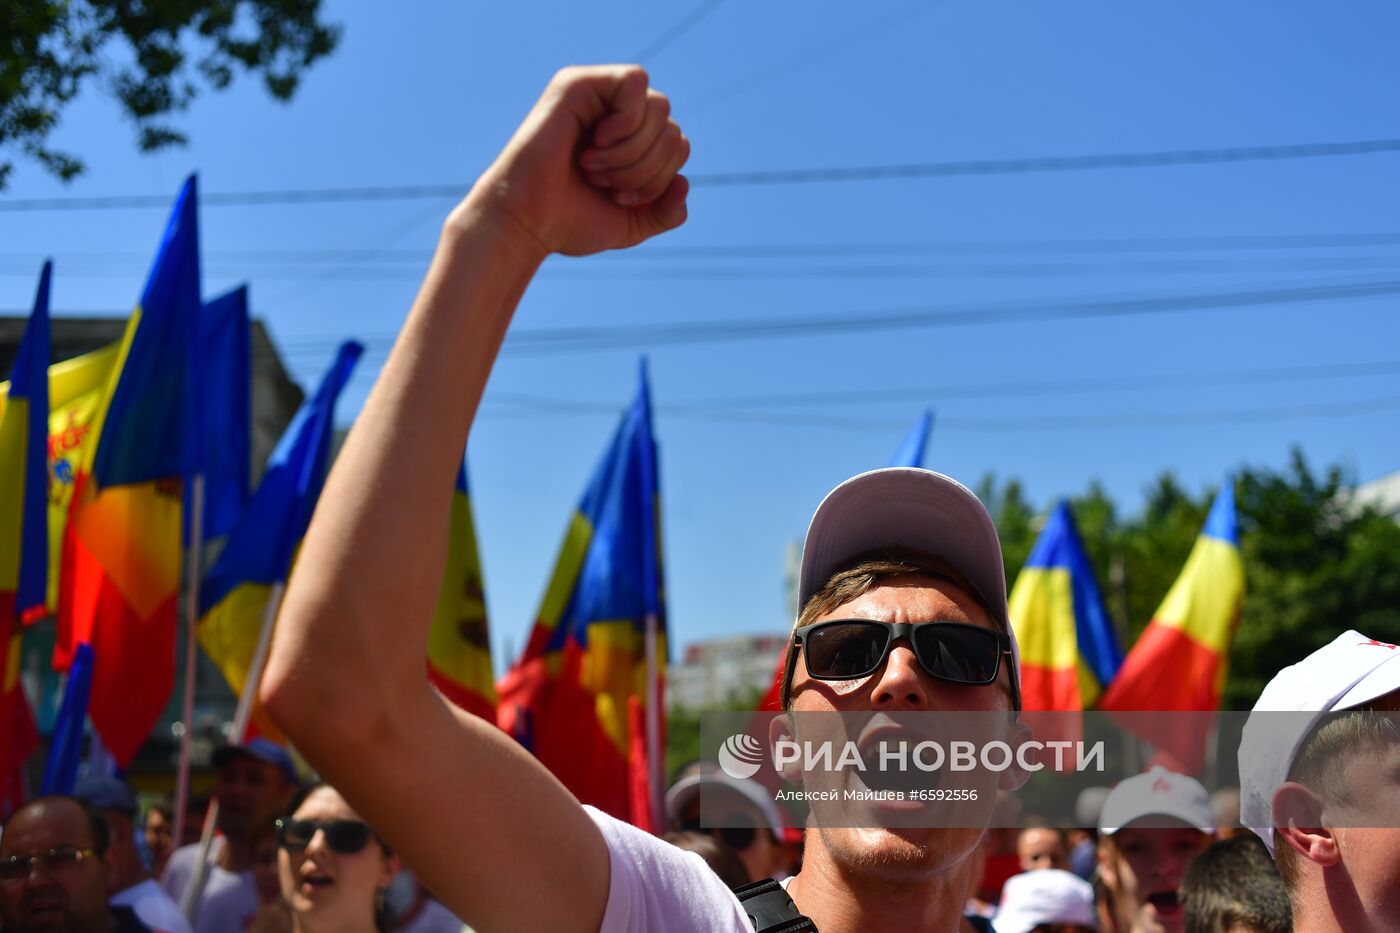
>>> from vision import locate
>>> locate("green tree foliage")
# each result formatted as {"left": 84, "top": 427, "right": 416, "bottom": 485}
{"left": 988, "top": 450, "right": 1400, "bottom": 710}
{"left": 1, "top": 1, "right": 340, "bottom": 187}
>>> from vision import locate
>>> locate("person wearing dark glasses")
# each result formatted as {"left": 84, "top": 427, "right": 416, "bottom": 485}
{"left": 262, "top": 65, "right": 1023, "bottom": 933}
{"left": 275, "top": 785, "right": 399, "bottom": 933}
{"left": 0, "top": 795, "right": 157, "bottom": 932}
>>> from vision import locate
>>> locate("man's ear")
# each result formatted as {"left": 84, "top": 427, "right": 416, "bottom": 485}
{"left": 768, "top": 713, "right": 802, "bottom": 783}
{"left": 1274, "top": 781, "right": 1340, "bottom": 868}
{"left": 997, "top": 719, "right": 1035, "bottom": 792}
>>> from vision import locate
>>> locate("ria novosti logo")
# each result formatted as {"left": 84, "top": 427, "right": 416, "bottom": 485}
{"left": 717, "top": 733, "right": 766, "bottom": 779}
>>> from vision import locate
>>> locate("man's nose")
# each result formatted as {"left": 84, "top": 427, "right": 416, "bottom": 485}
{"left": 870, "top": 641, "right": 930, "bottom": 709}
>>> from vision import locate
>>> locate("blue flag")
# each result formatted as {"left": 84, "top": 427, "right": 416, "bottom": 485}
{"left": 889, "top": 410, "right": 933, "bottom": 468}
{"left": 41, "top": 643, "right": 94, "bottom": 795}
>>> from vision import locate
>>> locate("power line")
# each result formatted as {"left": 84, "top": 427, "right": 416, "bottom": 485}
{"left": 8, "top": 230, "right": 1400, "bottom": 261}
{"left": 20, "top": 276, "right": 1400, "bottom": 360}
{"left": 478, "top": 393, "right": 1400, "bottom": 432}
{"left": 632, "top": 0, "right": 729, "bottom": 63}
{"left": 632, "top": 359, "right": 1400, "bottom": 410}
{"left": 3, "top": 138, "right": 1397, "bottom": 211}
{"left": 9, "top": 255, "right": 1400, "bottom": 283}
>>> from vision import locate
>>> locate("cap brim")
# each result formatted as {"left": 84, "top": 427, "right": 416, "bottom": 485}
{"left": 798, "top": 467, "right": 1012, "bottom": 634}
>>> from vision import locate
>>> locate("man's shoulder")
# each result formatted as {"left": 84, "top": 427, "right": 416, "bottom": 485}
{"left": 582, "top": 806, "right": 751, "bottom": 933}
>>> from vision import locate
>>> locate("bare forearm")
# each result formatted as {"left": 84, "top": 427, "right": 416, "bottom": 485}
{"left": 265, "top": 190, "right": 545, "bottom": 721}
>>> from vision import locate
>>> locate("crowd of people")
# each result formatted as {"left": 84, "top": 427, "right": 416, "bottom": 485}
{"left": 2, "top": 64, "right": 1394, "bottom": 932}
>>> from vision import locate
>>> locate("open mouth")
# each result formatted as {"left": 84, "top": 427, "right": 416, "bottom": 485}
{"left": 301, "top": 870, "right": 335, "bottom": 892}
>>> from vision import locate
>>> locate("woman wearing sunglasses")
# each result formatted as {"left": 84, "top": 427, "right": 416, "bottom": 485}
{"left": 276, "top": 785, "right": 400, "bottom": 933}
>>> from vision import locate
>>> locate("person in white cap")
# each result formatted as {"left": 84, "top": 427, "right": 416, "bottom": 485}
{"left": 1096, "top": 766, "right": 1215, "bottom": 933}
{"left": 1237, "top": 629, "right": 1400, "bottom": 932}
{"left": 260, "top": 63, "right": 1027, "bottom": 933}
{"left": 664, "top": 768, "right": 790, "bottom": 883}
{"left": 992, "top": 869, "right": 1097, "bottom": 933}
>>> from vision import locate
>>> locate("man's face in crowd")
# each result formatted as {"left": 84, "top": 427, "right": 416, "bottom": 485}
{"left": 787, "top": 573, "right": 1017, "bottom": 881}
{"left": 143, "top": 808, "right": 172, "bottom": 865}
{"left": 0, "top": 799, "right": 112, "bottom": 933}
{"left": 215, "top": 754, "right": 291, "bottom": 840}
{"left": 1018, "top": 827, "right": 1068, "bottom": 872}
{"left": 1100, "top": 823, "right": 1212, "bottom": 933}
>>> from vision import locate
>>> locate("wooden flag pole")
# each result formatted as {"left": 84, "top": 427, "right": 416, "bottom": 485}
{"left": 173, "top": 474, "right": 205, "bottom": 850}
{"left": 644, "top": 611, "right": 662, "bottom": 832}
{"left": 181, "top": 580, "right": 285, "bottom": 922}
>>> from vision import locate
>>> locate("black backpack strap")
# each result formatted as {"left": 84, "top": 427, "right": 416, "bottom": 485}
{"left": 731, "top": 879, "right": 818, "bottom": 933}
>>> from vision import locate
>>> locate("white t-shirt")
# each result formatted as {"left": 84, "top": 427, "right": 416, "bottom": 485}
{"left": 160, "top": 841, "right": 259, "bottom": 933}
{"left": 584, "top": 806, "right": 751, "bottom": 933}
{"left": 111, "top": 878, "right": 194, "bottom": 933}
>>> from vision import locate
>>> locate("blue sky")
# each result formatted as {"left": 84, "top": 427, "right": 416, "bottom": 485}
{"left": 2, "top": 0, "right": 1398, "bottom": 670}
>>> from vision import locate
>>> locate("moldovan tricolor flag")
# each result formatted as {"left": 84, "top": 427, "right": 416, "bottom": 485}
{"left": 1008, "top": 501, "right": 1123, "bottom": 710}
{"left": 0, "top": 262, "right": 51, "bottom": 785}
{"left": 426, "top": 460, "right": 496, "bottom": 721}
{"left": 1100, "top": 478, "right": 1244, "bottom": 712}
{"left": 56, "top": 176, "right": 202, "bottom": 766}
{"left": 497, "top": 361, "right": 666, "bottom": 823}
{"left": 198, "top": 342, "right": 362, "bottom": 737}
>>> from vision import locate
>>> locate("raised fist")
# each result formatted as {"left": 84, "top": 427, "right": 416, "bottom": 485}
{"left": 467, "top": 65, "right": 691, "bottom": 258}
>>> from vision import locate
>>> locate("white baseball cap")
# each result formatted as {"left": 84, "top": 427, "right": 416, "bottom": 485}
{"left": 797, "top": 467, "right": 1020, "bottom": 697}
{"left": 1238, "top": 630, "right": 1400, "bottom": 854}
{"left": 665, "top": 770, "right": 786, "bottom": 834}
{"left": 1099, "top": 766, "right": 1216, "bottom": 835}
{"left": 992, "top": 869, "right": 1097, "bottom": 933}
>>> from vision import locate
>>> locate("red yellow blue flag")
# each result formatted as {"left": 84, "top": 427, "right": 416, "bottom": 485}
{"left": 1008, "top": 501, "right": 1123, "bottom": 710}
{"left": 56, "top": 176, "right": 201, "bottom": 766}
{"left": 497, "top": 361, "right": 666, "bottom": 823}
{"left": 198, "top": 342, "right": 362, "bottom": 736}
{"left": 1100, "top": 478, "right": 1244, "bottom": 712}
{"left": 0, "top": 262, "right": 51, "bottom": 781}
{"left": 426, "top": 460, "right": 496, "bottom": 722}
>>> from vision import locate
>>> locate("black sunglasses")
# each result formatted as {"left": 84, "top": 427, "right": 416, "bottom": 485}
{"left": 275, "top": 817, "right": 373, "bottom": 854}
{"left": 780, "top": 620, "right": 1018, "bottom": 709}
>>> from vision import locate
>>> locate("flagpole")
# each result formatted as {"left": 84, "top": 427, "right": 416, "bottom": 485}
{"left": 173, "top": 474, "right": 205, "bottom": 853}
{"left": 644, "top": 610, "right": 662, "bottom": 832}
{"left": 181, "top": 579, "right": 284, "bottom": 922}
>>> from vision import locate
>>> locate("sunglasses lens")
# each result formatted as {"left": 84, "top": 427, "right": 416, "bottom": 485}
{"left": 277, "top": 819, "right": 315, "bottom": 851}
{"left": 914, "top": 625, "right": 1000, "bottom": 684}
{"left": 324, "top": 821, "right": 371, "bottom": 854}
{"left": 718, "top": 826, "right": 757, "bottom": 851}
{"left": 805, "top": 622, "right": 889, "bottom": 679}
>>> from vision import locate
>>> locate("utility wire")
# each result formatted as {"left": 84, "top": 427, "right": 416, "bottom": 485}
{"left": 8, "top": 231, "right": 1400, "bottom": 261}
{"left": 486, "top": 359, "right": 1400, "bottom": 413}
{"left": 477, "top": 393, "right": 1400, "bottom": 432}
{"left": 19, "top": 276, "right": 1400, "bottom": 359}
{"left": 3, "top": 138, "right": 1397, "bottom": 211}
{"left": 632, "top": 0, "right": 729, "bottom": 63}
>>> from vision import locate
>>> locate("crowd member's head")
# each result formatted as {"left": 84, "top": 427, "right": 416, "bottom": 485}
{"left": 0, "top": 795, "right": 116, "bottom": 932}
{"left": 212, "top": 738, "right": 299, "bottom": 848}
{"left": 1019, "top": 826, "right": 1070, "bottom": 872}
{"left": 662, "top": 832, "right": 751, "bottom": 888}
{"left": 992, "top": 868, "right": 1098, "bottom": 933}
{"left": 143, "top": 796, "right": 177, "bottom": 877}
{"left": 1209, "top": 787, "right": 1248, "bottom": 840}
{"left": 1181, "top": 834, "right": 1290, "bottom": 933}
{"left": 73, "top": 772, "right": 145, "bottom": 894}
{"left": 277, "top": 783, "right": 397, "bottom": 933}
{"left": 181, "top": 794, "right": 208, "bottom": 847}
{"left": 665, "top": 769, "right": 788, "bottom": 882}
{"left": 778, "top": 469, "right": 1025, "bottom": 894}
{"left": 1097, "top": 767, "right": 1215, "bottom": 933}
{"left": 1238, "top": 629, "right": 1400, "bottom": 932}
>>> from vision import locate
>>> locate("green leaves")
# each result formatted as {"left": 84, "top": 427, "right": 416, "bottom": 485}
{"left": 0, "top": 0, "right": 341, "bottom": 186}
